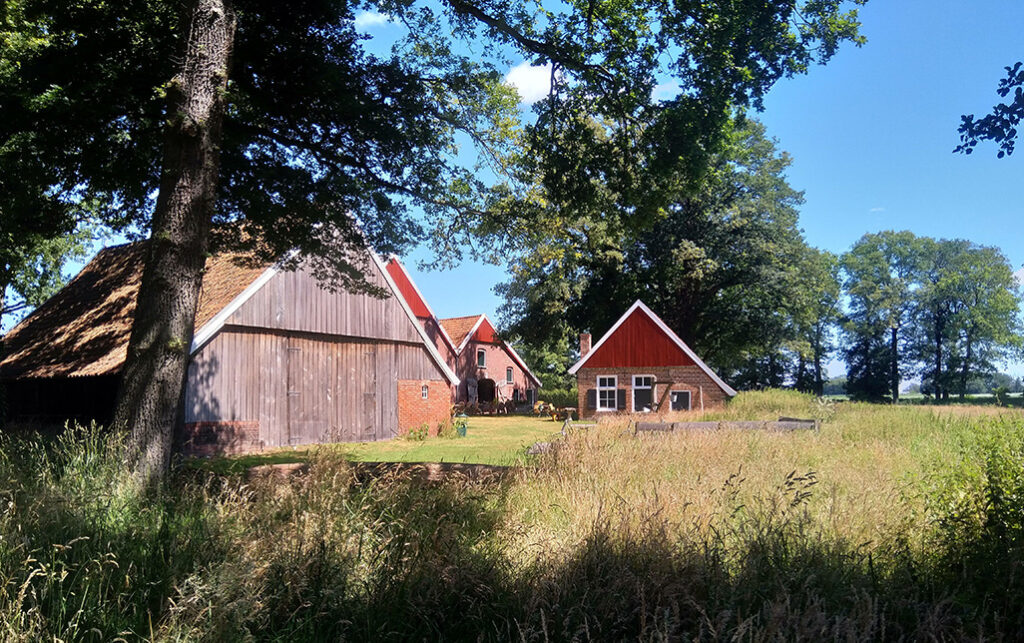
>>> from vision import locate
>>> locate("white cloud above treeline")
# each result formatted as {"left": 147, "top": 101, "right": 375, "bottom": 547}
{"left": 1014, "top": 268, "right": 1024, "bottom": 286}
{"left": 504, "top": 62, "right": 552, "bottom": 105}
{"left": 354, "top": 11, "right": 390, "bottom": 29}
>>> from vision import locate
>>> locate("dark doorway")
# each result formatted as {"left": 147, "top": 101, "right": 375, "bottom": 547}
{"left": 478, "top": 378, "right": 496, "bottom": 403}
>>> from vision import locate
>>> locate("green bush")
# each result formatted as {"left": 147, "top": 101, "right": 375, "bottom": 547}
{"left": 535, "top": 387, "right": 577, "bottom": 409}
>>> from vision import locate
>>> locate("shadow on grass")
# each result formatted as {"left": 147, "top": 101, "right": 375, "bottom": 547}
{"left": 7, "top": 427, "right": 1024, "bottom": 640}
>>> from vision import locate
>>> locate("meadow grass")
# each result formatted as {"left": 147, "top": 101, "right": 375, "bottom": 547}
{"left": 3, "top": 391, "right": 1024, "bottom": 639}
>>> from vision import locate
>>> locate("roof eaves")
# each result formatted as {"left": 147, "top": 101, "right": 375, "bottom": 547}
{"left": 373, "top": 252, "right": 461, "bottom": 386}
{"left": 386, "top": 256, "right": 458, "bottom": 355}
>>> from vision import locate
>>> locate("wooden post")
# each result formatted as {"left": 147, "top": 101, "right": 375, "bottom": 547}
{"left": 699, "top": 386, "right": 704, "bottom": 411}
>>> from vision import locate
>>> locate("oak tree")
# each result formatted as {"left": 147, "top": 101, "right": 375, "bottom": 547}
{"left": 3, "top": 0, "right": 868, "bottom": 480}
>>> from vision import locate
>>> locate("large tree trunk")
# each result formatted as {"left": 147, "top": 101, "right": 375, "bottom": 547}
{"left": 113, "top": 0, "right": 236, "bottom": 485}
{"left": 934, "top": 321, "right": 943, "bottom": 398}
{"left": 959, "top": 335, "right": 973, "bottom": 399}
{"left": 889, "top": 325, "right": 899, "bottom": 404}
{"left": 812, "top": 327, "right": 824, "bottom": 397}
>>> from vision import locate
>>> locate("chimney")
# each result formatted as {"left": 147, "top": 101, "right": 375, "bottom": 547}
{"left": 580, "top": 332, "right": 592, "bottom": 358}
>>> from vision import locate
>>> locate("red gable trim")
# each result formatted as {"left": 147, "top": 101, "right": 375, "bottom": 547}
{"left": 385, "top": 257, "right": 431, "bottom": 318}
{"left": 385, "top": 257, "right": 457, "bottom": 355}
{"left": 568, "top": 300, "right": 736, "bottom": 397}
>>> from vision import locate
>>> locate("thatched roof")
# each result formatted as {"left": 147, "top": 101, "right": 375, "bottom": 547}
{"left": 0, "top": 242, "right": 268, "bottom": 380}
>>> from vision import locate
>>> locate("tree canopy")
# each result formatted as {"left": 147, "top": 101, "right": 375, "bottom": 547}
{"left": 957, "top": 62, "right": 1024, "bottom": 158}
{"left": 497, "top": 118, "right": 836, "bottom": 389}
{"left": 1, "top": 0, "right": 869, "bottom": 478}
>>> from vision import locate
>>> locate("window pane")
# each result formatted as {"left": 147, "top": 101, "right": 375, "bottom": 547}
{"left": 477, "top": 350, "right": 486, "bottom": 367}
{"left": 506, "top": 367, "right": 514, "bottom": 383}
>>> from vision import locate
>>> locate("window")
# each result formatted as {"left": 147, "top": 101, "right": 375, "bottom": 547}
{"left": 477, "top": 349, "right": 486, "bottom": 368}
{"left": 421, "top": 384, "right": 429, "bottom": 400}
{"left": 597, "top": 376, "right": 617, "bottom": 411}
{"left": 632, "top": 375, "right": 654, "bottom": 412}
{"left": 506, "top": 367, "right": 514, "bottom": 384}
{"left": 671, "top": 391, "right": 691, "bottom": 411}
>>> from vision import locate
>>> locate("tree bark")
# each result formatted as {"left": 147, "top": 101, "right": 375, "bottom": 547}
{"left": 113, "top": 0, "right": 236, "bottom": 486}
{"left": 934, "top": 320, "right": 943, "bottom": 398}
{"left": 959, "top": 335, "right": 973, "bottom": 399}
{"left": 890, "top": 325, "right": 899, "bottom": 403}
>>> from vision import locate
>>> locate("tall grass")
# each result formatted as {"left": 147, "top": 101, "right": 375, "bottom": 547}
{"left": 4, "top": 392, "right": 1024, "bottom": 639}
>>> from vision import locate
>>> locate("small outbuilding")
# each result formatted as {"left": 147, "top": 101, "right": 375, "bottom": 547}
{"left": 569, "top": 300, "right": 736, "bottom": 418}
{"left": 0, "top": 242, "right": 459, "bottom": 455}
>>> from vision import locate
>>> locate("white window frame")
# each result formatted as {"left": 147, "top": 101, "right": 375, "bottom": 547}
{"left": 506, "top": 366, "right": 514, "bottom": 384}
{"left": 477, "top": 348, "right": 486, "bottom": 368}
{"left": 596, "top": 375, "right": 617, "bottom": 411}
{"left": 632, "top": 375, "right": 655, "bottom": 413}
{"left": 421, "top": 384, "right": 429, "bottom": 400}
{"left": 671, "top": 390, "right": 692, "bottom": 411}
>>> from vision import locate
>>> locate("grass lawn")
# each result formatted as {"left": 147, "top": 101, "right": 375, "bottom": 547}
{"left": 198, "top": 414, "right": 563, "bottom": 474}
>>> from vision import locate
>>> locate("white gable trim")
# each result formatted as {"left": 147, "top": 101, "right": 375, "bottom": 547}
{"left": 189, "top": 250, "right": 298, "bottom": 354}
{"left": 504, "top": 341, "right": 543, "bottom": 388}
{"left": 190, "top": 250, "right": 459, "bottom": 388}
{"left": 386, "top": 256, "right": 458, "bottom": 356}
{"left": 567, "top": 300, "right": 736, "bottom": 397}
{"left": 454, "top": 314, "right": 487, "bottom": 354}
{"left": 371, "top": 252, "right": 460, "bottom": 386}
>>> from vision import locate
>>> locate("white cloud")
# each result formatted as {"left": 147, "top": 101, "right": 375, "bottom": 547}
{"left": 869, "top": 206, "right": 886, "bottom": 213}
{"left": 354, "top": 11, "right": 390, "bottom": 29}
{"left": 504, "top": 62, "right": 552, "bottom": 105}
{"left": 1014, "top": 268, "right": 1024, "bottom": 286}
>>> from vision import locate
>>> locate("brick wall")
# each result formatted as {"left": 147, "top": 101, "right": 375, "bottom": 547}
{"left": 397, "top": 379, "right": 451, "bottom": 436}
{"left": 576, "top": 366, "right": 731, "bottom": 420}
{"left": 453, "top": 341, "right": 537, "bottom": 404}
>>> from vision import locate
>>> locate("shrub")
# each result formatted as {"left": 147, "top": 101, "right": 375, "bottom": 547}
{"left": 405, "top": 422, "right": 429, "bottom": 441}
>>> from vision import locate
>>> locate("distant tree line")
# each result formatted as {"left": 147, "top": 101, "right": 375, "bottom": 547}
{"left": 500, "top": 120, "right": 1024, "bottom": 400}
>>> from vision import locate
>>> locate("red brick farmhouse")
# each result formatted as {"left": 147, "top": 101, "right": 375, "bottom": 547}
{"left": 0, "top": 242, "right": 458, "bottom": 454}
{"left": 385, "top": 257, "right": 541, "bottom": 406}
{"left": 570, "top": 300, "right": 736, "bottom": 419}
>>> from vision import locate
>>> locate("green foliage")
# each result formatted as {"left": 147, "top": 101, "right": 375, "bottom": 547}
{"left": 957, "top": 61, "right": 1024, "bottom": 158}
{"left": 842, "top": 231, "right": 1023, "bottom": 402}
{"left": 406, "top": 422, "right": 430, "bottom": 441}
{"left": 535, "top": 387, "right": 578, "bottom": 409}
{"left": 1, "top": 0, "right": 871, "bottom": 284}
{"left": 13, "top": 405, "right": 1024, "bottom": 638}
{"left": 500, "top": 119, "right": 838, "bottom": 389}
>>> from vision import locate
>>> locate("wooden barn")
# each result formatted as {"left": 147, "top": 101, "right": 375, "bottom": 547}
{"left": 384, "top": 258, "right": 541, "bottom": 406}
{"left": 0, "top": 242, "right": 458, "bottom": 455}
{"left": 569, "top": 300, "right": 736, "bottom": 418}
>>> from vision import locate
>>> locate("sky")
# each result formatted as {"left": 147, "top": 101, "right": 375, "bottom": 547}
{"left": 8, "top": 1, "right": 1023, "bottom": 378}
{"left": 386, "top": 0, "right": 1024, "bottom": 377}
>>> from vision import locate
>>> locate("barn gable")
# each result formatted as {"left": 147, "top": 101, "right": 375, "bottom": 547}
{"left": 569, "top": 300, "right": 736, "bottom": 397}
{"left": 2, "top": 242, "right": 459, "bottom": 451}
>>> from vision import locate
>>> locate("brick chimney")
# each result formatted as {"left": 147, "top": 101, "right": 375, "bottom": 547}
{"left": 580, "top": 332, "right": 592, "bottom": 358}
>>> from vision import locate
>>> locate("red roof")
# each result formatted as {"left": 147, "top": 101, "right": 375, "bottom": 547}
{"left": 440, "top": 314, "right": 483, "bottom": 348}
{"left": 583, "top": 307, "right": 696, "bottom": 368}
{"left": 385, "top": 257, "right": 431, "bottom": 319}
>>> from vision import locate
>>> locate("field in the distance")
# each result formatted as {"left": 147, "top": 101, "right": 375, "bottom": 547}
{"left": 5, "top": 390, "right": 1024, "bottom": 640}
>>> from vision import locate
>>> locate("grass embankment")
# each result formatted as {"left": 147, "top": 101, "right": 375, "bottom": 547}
{"left": 4, "top": 390, "right": 1024, "bottom": 639}
{"left": 204, "top": 414, "right": 561, "bottom": 474}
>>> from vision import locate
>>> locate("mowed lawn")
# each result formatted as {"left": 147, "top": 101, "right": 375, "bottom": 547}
{"left": 200, "top": 414, "right": 563, "bottom": 474}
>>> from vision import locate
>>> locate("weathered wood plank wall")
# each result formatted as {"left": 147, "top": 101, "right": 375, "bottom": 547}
{"left": 185, "top": 328, "right": 444, "bottom": 448}
{"left": 225, "top": 260, "right": 421, "bottom": 344}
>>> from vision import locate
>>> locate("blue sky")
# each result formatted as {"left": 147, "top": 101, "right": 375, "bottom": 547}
{"left": 392, "top": 0, "right": 1024, "bottom": 376}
